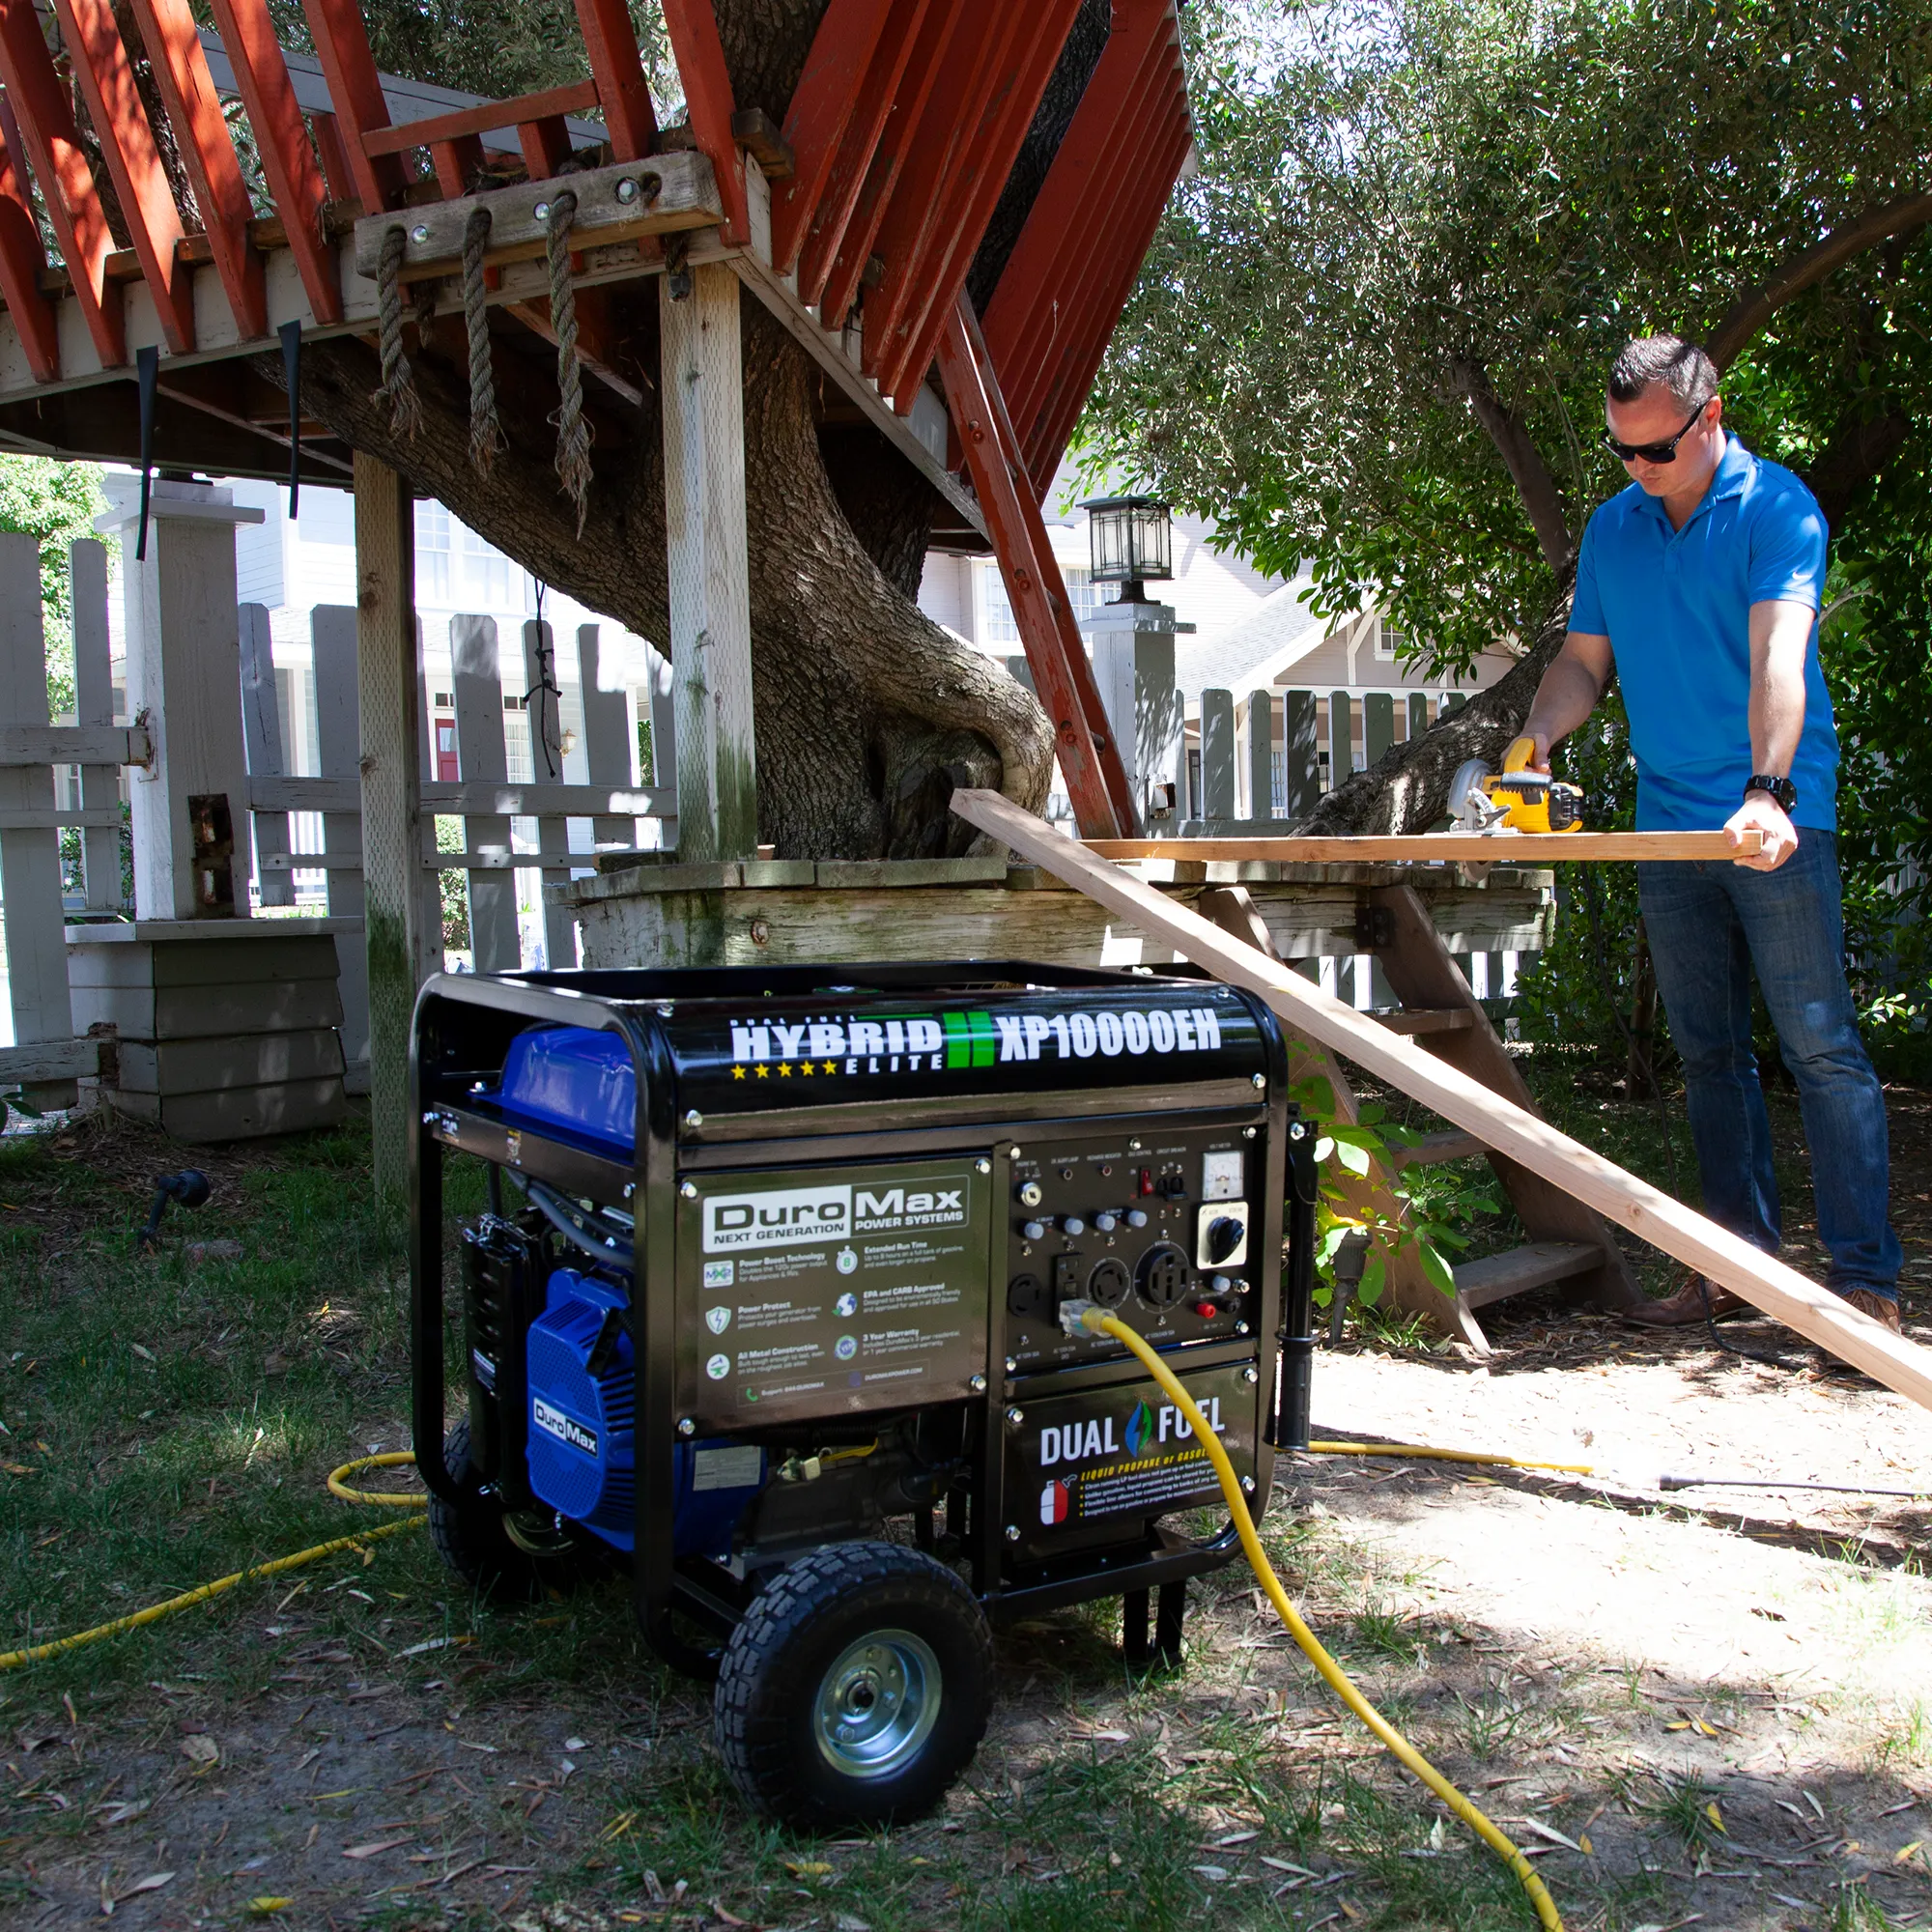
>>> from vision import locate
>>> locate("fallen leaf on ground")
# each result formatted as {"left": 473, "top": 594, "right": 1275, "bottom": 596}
{"left": 1192, "top": 1864, "right": 1232, "bottom": 1882}
{"left": 113, "top": 1873, "right": 175, "bottom": 1902}
{"left": 247, "top": 1900, "right": 293, "bottom": 1916}
{"left": 179, "top": 1736, "right": 218, "bottom": 1766}
{"left": 784, "top": 1860, "right": 832, "bottom": 1879}
{"left": 341, "top": 1838, "right": 410, "bottom": 1860}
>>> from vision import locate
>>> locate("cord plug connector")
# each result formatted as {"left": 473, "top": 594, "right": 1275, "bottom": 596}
{"left": 1057, "top": 1297, "right": 1100, "bottom": 1337}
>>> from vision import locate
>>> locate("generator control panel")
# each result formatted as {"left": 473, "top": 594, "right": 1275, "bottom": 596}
{"left": 1003, "top": 1127, "right": 1261, "bottom": 1376}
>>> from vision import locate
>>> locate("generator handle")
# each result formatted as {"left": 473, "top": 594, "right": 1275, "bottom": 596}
{"left": 1271, "top": 1114, "right": 1320, "bottom": 1452}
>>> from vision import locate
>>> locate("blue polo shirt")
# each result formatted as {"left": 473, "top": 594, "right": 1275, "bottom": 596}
{"left": 1570, "top": 435, "right": 1838, "bottom": 831}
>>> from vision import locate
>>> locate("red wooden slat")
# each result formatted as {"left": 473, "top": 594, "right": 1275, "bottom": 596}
{"left": 1027, "top": 106, "right": 1189, "bottom": 484}
{"left": 937, "top": 294, "right": 1130, "bottom": 838}
{"left": 0, "top": 100, "right": 59, "bottom": 380}
{"left": 1002, "top": 41, "right": 1170, "bottom": 438}
{"left": 208, "top": 0, "right": 340, "bottom": 320}
{"left": 659, "top": 0, "right": 749, "bottom": 242}
{"left": 879, "top": 0, "right": 1084, "bottom": 409}
{"left": 768, "top": 0, "right": 896, "bottom": 275}
{"left": 309, "top": 109, "right": 354, "bottom": 200}
{"left": 811, "top": 0, "right": 957, "bottom": 322}
{"left": 0, "top": 0, "right": 125, "bottom": 365}
{"left": 298, "top": 0, "right": 411, "bottom": 210}
{"left": 519, "top": 115, "right": 576, "bottom": 180}
{"left": 127, "top": 0, "right": 268, "bottom": 340}
{"left": 572, "top": 0, "right": 658, "bottom": 161}
{"left": 860, "top": 6, "right": 1025, "bottom": 376}
{"left": 363, "top": 79, "right": 600, "bottom": 156}
{"left": 428, "top": 133, "right": 487, "bottom": 199}
{"left": 983, "top": 0, "right": 1171, "bottom": 430}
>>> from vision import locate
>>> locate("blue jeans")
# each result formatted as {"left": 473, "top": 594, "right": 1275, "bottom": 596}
{"left": 1637, "top": 831, "right": 1901, "bottom": 1300}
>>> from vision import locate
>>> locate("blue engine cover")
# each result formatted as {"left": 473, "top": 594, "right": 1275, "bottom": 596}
{"left": 525, "top": 1269, "right": 762, "bottom": 1557}
{"left": 492, "top": 1027, "right": 637, "bottom": 1156}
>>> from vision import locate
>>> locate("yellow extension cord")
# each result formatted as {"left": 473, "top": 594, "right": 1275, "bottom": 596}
{"left": 0, "top": 1453, "right": 426, "bottom": 1672}
{"left": 1078, "top": 1310, "right": 1567, "bottom": 1932}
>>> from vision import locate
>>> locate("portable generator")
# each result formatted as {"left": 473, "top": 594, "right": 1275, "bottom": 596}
{"left": 411, "top": 962, "right": 1316, "bottom": 1828}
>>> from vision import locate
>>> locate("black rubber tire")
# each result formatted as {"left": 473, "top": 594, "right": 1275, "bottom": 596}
{"left": 715, "top": 1542, "right": 993, "bottom": 1830}
{"left": 425, "top": 1421, "right": 603, "bottom": 1603}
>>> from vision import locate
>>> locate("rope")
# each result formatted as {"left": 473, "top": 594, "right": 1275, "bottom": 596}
{"left": 372, "top": 225, "right": 422, "bottom": 442}
{"left": 461, "top": 204, "right": 504, "bottom": 477}
{"left": 544, "top": 190, "right": 593, "bottom": 535}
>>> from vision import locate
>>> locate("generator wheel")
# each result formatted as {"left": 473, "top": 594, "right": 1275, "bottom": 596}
{"left": 426, "top": 1421, "right": 602, "bottom": 1603}
{"left": 715, "top": 1542, "right": 992, "bottom": 1829}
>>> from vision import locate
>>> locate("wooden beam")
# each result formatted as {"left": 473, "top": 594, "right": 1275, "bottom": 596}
{"left": 298, "top": 0, "right": 412, "bottom": 211}
{"left": 362, "top": 79, "right": 601, "bottom": 156}
{"left": 1456, "top": 1242, "right": 1602, "bottom": 1310}
{"left": 660, "top": 0, "right": 749, "bottom": 244}
{"left": 572, "top": 0, "right": 659, "bottom": 161}
{"left": 661, "top": 262, "right": 756, "bottom": 860}
{"left": 0, "top": 1037, "right": 99, "bottom": 1085}
{"left": 127, "top": 0, "right": 268, "bottom": 340}
{"left": 209, "top": 0, "right": 340, "bottom": 321}
{"left": 353, "top": 453, "right": 434, "bottom": 1192}
{"left": 951, "top": 785, "right": 1932, "bottom": 1408}
{"left": 1084, "top": 831, "right": 1765, "bottom": 865}
{"left": 0, "top": 0, "right": 125, "bottom": 365}
{"left": 769, "top": 0, "right": 898, "bottom": 275}
{"left": 0, "top": 101, "right": 59, "bottom": 381}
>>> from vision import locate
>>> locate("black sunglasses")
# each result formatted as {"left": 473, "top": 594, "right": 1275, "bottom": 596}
{"left": 1603, "top": 402, "right": 1709, "bottom": 465}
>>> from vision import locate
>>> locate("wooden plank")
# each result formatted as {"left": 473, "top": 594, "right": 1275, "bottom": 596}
{"left": 116, "top": 1026, "right": 343, "bottom": 1093}
{"left": 249, "top": 776, "right": 671, "bottom": 815}
{"left": 1364, "top": 690, "right": 1395, "bottom": 765}
{"left": 1243, "top": 689, "right": 1275, "bottom": 821}
{"left": 126, "top": 0, "right": 267, "bottom": 341}
{"left": 0, "top": 0, "right": 125, "bottom": 365}
{"left": 362, "top": 79, "right": 600, "bottom": 156}
{"left": 205, "top": 0, "right": 339, "bottom": 322}
{"left": 1083, "top": 831, "right": 1766, "bottom": 864}
{"left": 1371, "top": 1008, "right": 1474, "bottom": 1036}
{"left": 576, "top": 622, "right": 639, "bottom": 863}
{"left": 352, "top": 455, "right": 430, "bottom": 1189}
{"left": 149, "top": 1075, "right": 348, "bottom": 1141}
{"left": 297, "top": 0, "right": 411, "bottom": 211}
{"left": 0, "top": 102, "right": 60, "bottom": 381}
{"left": 449, "top": 613, "right": 520, "bottom": 971}
{"left": 952, "top": 785, "right": 1932, "bottom": 1406}
{"left": 309, "top": 606, "right": 367, "bottom": 1087}
{"left": 1391, "top": 1127, "right": 1487, "bottom": 1168}
{"left": 661, "top": 261, "right": 757, "bottom": 861}
{"left": 1326, "top": 689, "right": 1352, "bottom": 786}
{"left": 1200, "top": 689, "right": 1236, "bottom": 819}
{"left": 1455, "top": 1241, "right": 1601, "bottom": 1311}
{"left": 645, "top": 640, "right": 678, "bottom": 850}
{"left": 1407, "top": 691, "right": 1430, "bottom": 741}
{"left": 1282, "top": 689, "right": 1319, "bottom": 821}
{"left": 238, "top": 602, "right": 293, "bottom": 907}
{"left": 571, "top": 0, "right": 659, "bottom": 161}
{"left": 351, "top": 152, "right": 721, "bottom": 280}
{"left": 659, "top": 0, "right": 749, "bottom": 242}
{"left": 520, "top": 618, "right": 579, "bottom": 969}
{"left": 70, "top": 539, "right": 121, "bottom": 911}
{"left": 0, "top": 1037, "right": 99, "bottom": 1084}
{"left": 0, "top": 724, "right": 151, "bottom": 763}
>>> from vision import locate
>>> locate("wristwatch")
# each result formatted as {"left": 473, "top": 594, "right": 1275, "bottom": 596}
{"left": 1745, "top": 774, "right": 1798, "bottom": 813}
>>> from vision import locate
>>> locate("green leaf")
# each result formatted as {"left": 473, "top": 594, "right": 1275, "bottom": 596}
{"left": 1313, "top": 1136, "right": 1335, "bottom": 1163}
{"left": 1356, "top": 1248, "right": 1387, "bottom": 1307}
{"left": 1417, "top": 1242, "right": 1459, "bottom": 1300}
{"left": 1333, "top": 1139, "right": 1372, "bottom": 1177}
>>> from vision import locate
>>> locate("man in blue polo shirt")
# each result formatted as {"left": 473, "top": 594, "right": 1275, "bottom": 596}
{"left": 1520, "top": 333, "right": 1902, "bottom": 1333}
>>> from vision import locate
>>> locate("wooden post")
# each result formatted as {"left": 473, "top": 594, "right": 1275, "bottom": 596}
{"left": 1326, "top": 690, "right": 1352, "bottom": 787}
{"left": 103, "top": 479, "right": 263, "bottom": 921}
{"left": 1364, "top": 691, "right": 1394, "bottom": 766}
{"left": 1406, "top": 691, "right": 1429, "bottom": 742}
{"left": 1089, "top": 600, "right": 1181, "bottom": 825}
{"left": 70, "top": 538, "right": 122, "bottom": 912}
{"left": 353, "top": 454, "right": 431, "bottom": 1193}
{"left": 239, "top": 603, "right": 294, "bottom": 907}
{"left": 1243, "top": 689, "right": 1275, "bottom": 820}
{"left": 451, "top": 613, "right": 519, "bottom": 972}
{"left": 1199, "top": 687, "right": 1236, "bottom": 819}
{"left": 661, "top": 261, "right": 756, "bottom": 860}
{"left": 1282, "top": 690, "right": 1320, "bottom": 821}
{"left": 312, "top": 605, "right": 370, "bottom": 1093}
{"left": 0, "top": 531, "right": 77, "bottom": 1104}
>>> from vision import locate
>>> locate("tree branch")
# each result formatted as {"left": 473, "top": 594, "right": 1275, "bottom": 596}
{"left": 1444, "top": 356, "right": 1574, "bottom": 574}
{"left": 1707, "top": 193, "right": 1932, "bottom": 371}
{"left": 1801, "top": 408, "right": 1912, "bottom": 535}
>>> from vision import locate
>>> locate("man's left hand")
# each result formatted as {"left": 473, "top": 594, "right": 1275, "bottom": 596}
{"left": 1726, "top": 789, "right": 1798, "bottom": 871}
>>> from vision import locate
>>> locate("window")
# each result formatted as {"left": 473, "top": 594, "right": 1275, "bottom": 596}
{"left": 1064, "top": 566, "right": 1100, "bottom": 628}
{"left": 1375, "top": 617, "right": 1402, "bottom": 660}
{"left": 417, "top": 501, "right": 452, "bottom": 604}
{"left": 461, "top": 520, "right": 516, "bottom": 610}
{"left": 980, "top": 563, "right": 1020, "bottom": 644}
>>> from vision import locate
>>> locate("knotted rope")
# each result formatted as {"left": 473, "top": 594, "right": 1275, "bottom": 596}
{"left": 461, "top": 205, "right": 503, "bottom": 476}
{"left": 544, "top": 191, "right": 593, "bottom": 535}
{"left": 372, "top": 224, "right": 422, "bottom": 441}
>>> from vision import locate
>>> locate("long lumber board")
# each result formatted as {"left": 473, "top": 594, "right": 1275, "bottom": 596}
{"left": 1084, "top": 830, "right": 1763, "bottom": 865}
{"left": 951, "top": 789, "right": 1932, "bottom": 1410}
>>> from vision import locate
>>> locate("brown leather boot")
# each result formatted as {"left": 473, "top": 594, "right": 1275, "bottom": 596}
{"left": 1621, "top": 1274, "right": 1751, "bottom": 1327}
{"left": 1840, "top": 1289, "right": 1902, "bottom": 1334}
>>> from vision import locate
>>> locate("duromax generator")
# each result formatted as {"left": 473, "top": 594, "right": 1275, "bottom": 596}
{"left": 411, "top": 961, "right": 1317, "bottom": 1827}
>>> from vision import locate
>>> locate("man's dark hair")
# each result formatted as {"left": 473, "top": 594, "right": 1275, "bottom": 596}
{"left": 1607, "top": 335, "right": 1719, "bottom": 411}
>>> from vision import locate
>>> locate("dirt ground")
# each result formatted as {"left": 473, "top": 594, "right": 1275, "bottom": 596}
{"left": 5, "top": 1088, "right": 1932, "bottom": 1931}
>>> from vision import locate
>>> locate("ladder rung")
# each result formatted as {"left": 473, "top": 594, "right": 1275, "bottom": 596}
{"left": 1393, "top": 1128, "right": 1486, "bottom": 1168}
{"left": 1371, "top": 1008, "right": 1475, "bottom": 1036}
{"left": 1455, "top": 1241, "right": 1602, "bottom": 1309}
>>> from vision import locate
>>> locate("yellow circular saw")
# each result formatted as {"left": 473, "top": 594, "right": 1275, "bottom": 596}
{"left": 1447, "top": 735, "right": 1585, "bottom": 835}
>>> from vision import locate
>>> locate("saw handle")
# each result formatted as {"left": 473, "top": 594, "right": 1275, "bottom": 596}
{"left": 1501, "top": 735, "right": 1538, "bottom": 774}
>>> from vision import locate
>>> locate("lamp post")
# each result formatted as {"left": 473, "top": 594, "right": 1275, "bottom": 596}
{"left": 1079, "top": 495, "right": 1186, "bottom": 823}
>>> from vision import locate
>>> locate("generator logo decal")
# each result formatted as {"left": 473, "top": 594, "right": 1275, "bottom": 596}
{"left": 703, "top": 1182, "right": 851, "bottom": 1252}
{"left": 724, "top": 1004, "right": 1228, "bottom": 1079}
{"left": 1038, "top": 1396, "right": 1226, "bottom": 1468}
{"left": 854, "top": 1183, "right": 967, "bottom": 1233}
{"left": 532, "top": 1398, "right": 597, "bottom": 1459}
{"left": 1122, "top": 1400, "right": 1155, "bottom": 1458}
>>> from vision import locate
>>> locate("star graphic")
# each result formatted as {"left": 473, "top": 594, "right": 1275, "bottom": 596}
{"left": 731, "top": 1064, "right": 746, "bottom": 1080}
{"left": 755, "top": 1063, "right": 769, "bottom": 1079}
{"left": 822, "top": 1060, "right": 838, "bottom": 1074}
{"left": 778, "top": 1062, "right": 792, "bottom": 1077}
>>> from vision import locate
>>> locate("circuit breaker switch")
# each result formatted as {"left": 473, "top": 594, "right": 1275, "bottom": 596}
{"left": 1196, "top": 1202, "right": 1250, "bottom": 1269}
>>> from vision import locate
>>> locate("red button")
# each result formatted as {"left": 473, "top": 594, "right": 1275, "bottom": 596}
{"left": 1194, "top": 1301, "right": 1218, "bottom": 1320}
{"left": 1138, "top": 1168, "right": 1154, "bottom": 1196}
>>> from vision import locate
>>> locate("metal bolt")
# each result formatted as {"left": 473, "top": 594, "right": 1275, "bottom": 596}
{"left": 614, "top": 175, "right": 640, "bottom": 204}
{"left": 1243, "top": 1366, "right": 1259, "bottom": 1383}
{"left": 1004, "top": 1355, "right": 1017, "bottom": 1374}
{"left": 1004, "top": 1524, "right": 1021, "bottom": 1543}
{"left": 410, "top": 223, "right": 430, "bottom": 244}
{"left": 623, "top": 1182, "right": 636, "bottom": 1200}
{"left": 532, "top": 199, "right": 551, "bottom": 222}
{"left": 677, "top": 1417, "right": 696, "bottom": 1437}
{"left": 976, "top": 1157, "right": 992, "bottom": 1175}
{"left": 1236, "top": 1321, "right": 1251, "bottom": 1336}
{"left": 684, "top": 1109, "right": 702, "bottom": 1128}
{"left": 1009, "top": 1146, "right": 1022, "bottom": 1161}
{"left": 1252, "top": 1073, "right": 1266, "bottom": 1091}
{"left": 657, "top": 1003, "right": 674, "bottom": 1017}
{"left": 1128, "top": 1138, "right": 1143, "bottom": 1152}
{"left": 420, "top": 1109, "right": 437, "bottom": 1125}
{"left": 1243, "top": 1125, "right": 1258, "bottom": 1140}
{"left": 969, "top": 1374, "right": 987, "bottom": 1393}
{"left": 679, "top": 1180, "right": 698, "bottom": 1200}
{"left": 1005, "top": 1406, "right": 1024, "bottom": 1425}
{"left": 1289, "top": 1122, "right": 1307, "bottom": 1140}
{"left": 1241, "top": 1474, "right": 1257, "bottom": 1492}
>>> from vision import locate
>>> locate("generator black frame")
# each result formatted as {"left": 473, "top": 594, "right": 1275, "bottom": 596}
{"left": 409, "top": 961, "right": 1315, "bottom": 1677}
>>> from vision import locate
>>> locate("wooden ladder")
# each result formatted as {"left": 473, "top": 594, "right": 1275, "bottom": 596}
{"left": 1200, "top": 881, "right": 1643, "bottom": 1354}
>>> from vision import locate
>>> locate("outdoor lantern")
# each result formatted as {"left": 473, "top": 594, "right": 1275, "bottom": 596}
{"left": 1082, "top": 495, "right": 1173, "bottom": 601}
